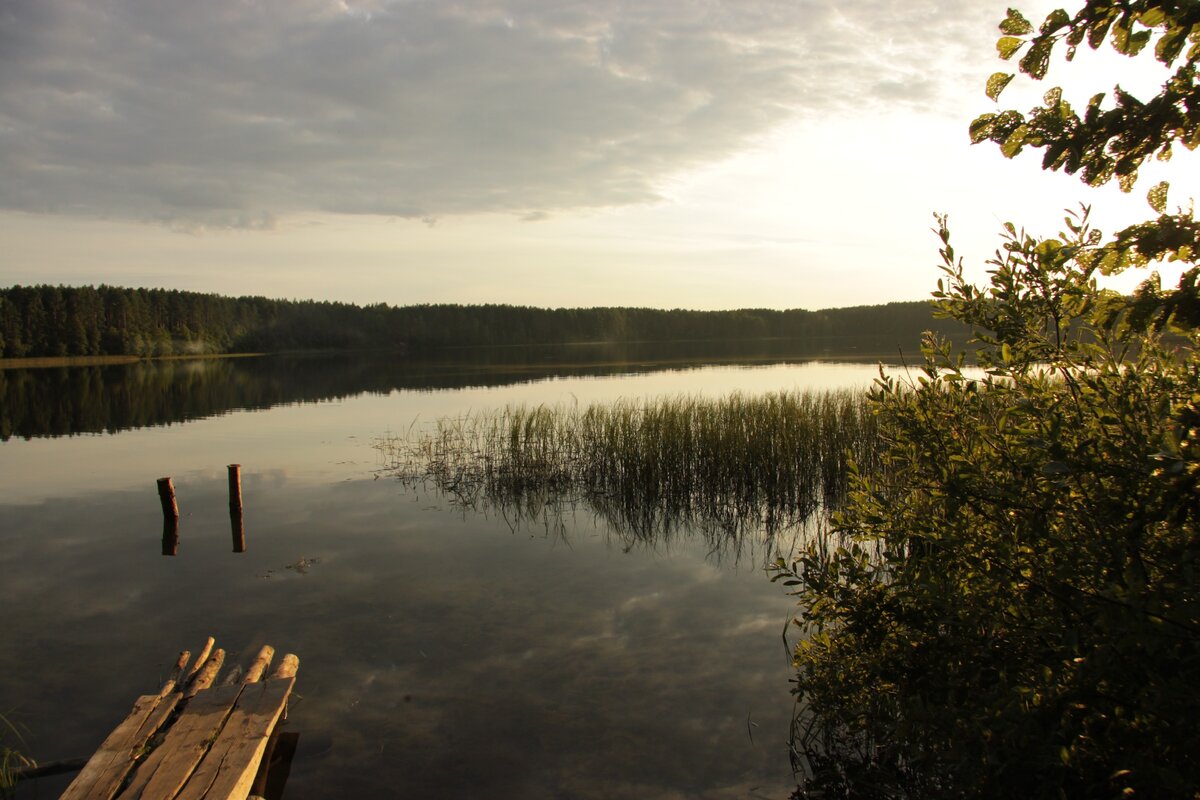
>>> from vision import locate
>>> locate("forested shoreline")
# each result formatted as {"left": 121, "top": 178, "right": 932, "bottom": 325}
{"left": 0, "top": 284, "right": 969, "bottom": 359}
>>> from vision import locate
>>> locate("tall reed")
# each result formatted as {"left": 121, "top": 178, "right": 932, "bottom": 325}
{"left": 376, "top": 389, "right": 881, "bottom": 551}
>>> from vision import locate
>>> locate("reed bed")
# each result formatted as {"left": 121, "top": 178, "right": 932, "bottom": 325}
{"left": 376, "top": 389, "right": 881, "bottom": 550}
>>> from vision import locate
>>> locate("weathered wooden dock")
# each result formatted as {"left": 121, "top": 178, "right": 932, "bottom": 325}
{"left": 61, "top": 637, "right": 299, "bottom": 800}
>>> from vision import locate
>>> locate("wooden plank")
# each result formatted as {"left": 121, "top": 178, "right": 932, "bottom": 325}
{"left": 173, "top": 677, "right": 296, "bottom": 800}
{"left": 119, "top": 683, "right": 243, "bottom": 800}
{"left": 248, "top": 730, "right": 298, "bottom": 800}
{"left": 244, "top": 730, "right": 281, "bottom": 800}
{"left": 60, "top": 692, "right": 181, "bottom": 800}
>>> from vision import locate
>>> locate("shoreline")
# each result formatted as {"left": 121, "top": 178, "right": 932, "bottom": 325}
{"left": 0, "top": 352, "right": 266, "bottom": 370}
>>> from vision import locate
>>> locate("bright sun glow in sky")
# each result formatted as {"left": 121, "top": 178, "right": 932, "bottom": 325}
{"left": 1, "top": 0, "right": 1195, "bottom": 310}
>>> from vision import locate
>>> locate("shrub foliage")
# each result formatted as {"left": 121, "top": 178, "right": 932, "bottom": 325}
{"left": 777, "top": 3, "right": 1200, "bottom": 797}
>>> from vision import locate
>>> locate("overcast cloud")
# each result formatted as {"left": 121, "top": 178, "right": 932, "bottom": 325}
{"left": 0, "top": 0, "right": 997, "bottom": 228}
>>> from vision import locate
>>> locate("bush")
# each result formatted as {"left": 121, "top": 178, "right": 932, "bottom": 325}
{"left": 778, "top": 3, "right": 1200, "bottom": 796}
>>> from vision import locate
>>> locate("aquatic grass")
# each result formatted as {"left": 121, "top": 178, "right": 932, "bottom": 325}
{"left": 0, "top": 714, "right": 32, "bottom": 797}
{"left": 376, "top": 388, "right": 882, "bottom": 550}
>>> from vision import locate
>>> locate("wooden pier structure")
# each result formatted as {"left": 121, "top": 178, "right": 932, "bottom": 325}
{"left": 61, "top": 637, "right": 299, "bottom": 800}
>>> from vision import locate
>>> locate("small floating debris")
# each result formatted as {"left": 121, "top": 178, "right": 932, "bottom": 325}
{"left": 286, "top": 557, "right": 321, "bottom": 574}
{"left": 258, "top": 557, "right": 322, "bottom": 579}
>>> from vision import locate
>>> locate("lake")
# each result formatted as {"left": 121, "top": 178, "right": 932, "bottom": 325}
{"left": 0, "top": 344, "right": 905, "bottom": 799}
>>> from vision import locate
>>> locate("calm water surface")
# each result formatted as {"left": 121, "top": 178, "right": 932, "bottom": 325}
{"left": 0, "top": 348, "right": 896, "bottom": 799}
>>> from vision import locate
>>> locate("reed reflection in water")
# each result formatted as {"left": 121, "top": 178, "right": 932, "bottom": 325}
{"left": 376, "top": 389, "right": 881, "bottom": 558}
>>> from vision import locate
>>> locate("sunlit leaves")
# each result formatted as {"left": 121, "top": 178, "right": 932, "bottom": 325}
{"left": 1019, "top": 39, "right": 1053, "bottom": 78}
{"left": 790, "top": 4, "right": 1200, "bottom": 795}
{"left": 1138, "top": 7, "right": 1167, "bottom": 28}
{"left": 1000, "top": 8, "right": 1034, "bottom": 35}
{"left": 784, "top": 206, "right": 1200, "bottom": 797}
{"left": 986, "top": 71, "right": 1015, "bottom": 100}
{"left": 973, "top": 1, "right": 1200, "bottom": 195}
{"left": 1148, "top": 180, "right": 1169, "bottom": 213}
{"left": 1155, "top": 23, "right": 1189, "bottom": 64}
{"left": 997, "top": 36, "right": 1025, "bottom": 59}
{"left": 1041, "top": 8, "right": 1071, "bottom": 34}
{"left": 1110, "top": 19, "right": 1151, "bottom": 56}
{"left": 1001, "top": 124, "right": 1031, "bottom": 157}
{"left": 970, "top": 113, "right": 998, "bottom": 143}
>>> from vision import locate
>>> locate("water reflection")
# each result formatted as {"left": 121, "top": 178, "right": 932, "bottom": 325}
{"left": 1, "top": 474, "right": 797, "bottom": 799}
{"left": 1, "top": 352, "right": 900, "bottom": 798}
{"left": 162, "top": 515, "right": 179, "bottom": 556}
{"left": 0, "top": 339, "right": 917, "bottom": 440}
{"left": 231, "top": 509, "right": 246, "bottom": 553}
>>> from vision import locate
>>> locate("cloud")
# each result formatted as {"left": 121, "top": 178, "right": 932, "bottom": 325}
{"left": 0, "top": 0, "right": 999, "bottom": 228}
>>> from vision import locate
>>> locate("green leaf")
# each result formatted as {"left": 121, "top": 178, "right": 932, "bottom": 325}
{"left": 1147, "top": 181, "right": 1169, "bottom": 214}
{"left": 1127, "top": 30, "right": 1151, "bottom": 56}
{"left": 986, "top": 72, "right": 1015, "bottom": 101}
{"left": 1040, "top": 8, "right": 1070, "bottom": 34}
{"left": 970, "top": 114, "right": 997, "bottom": 143}
{"left": 1087, "top": 16, "right": 1113, "bottom": 49}
{"left": 1110, "top": 21, "right": 1150, "bottom": 56}
{"left": 1001, "top": 124, "right": 1030, "bottom": 157}
{"left": 996, "top": 36, "right": 1024, "bottom": 60}
{"left": 1111, "top": 20, "right": 1130, "bottom": 52}
{"left": 999, "top": 8, "right": 1034, "bottom": 35}
{"left": 1154, "top": 26, "right": 1187, "bottom": 64}
{"left": 1020, "top": 40, "right": 1052, "bottom": 79}
{"left": 1138, "top": 8, "right": 1166, "bottom": 27}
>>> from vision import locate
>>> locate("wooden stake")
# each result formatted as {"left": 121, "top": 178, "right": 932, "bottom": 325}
{"left": 270, "top": 654, "right": 300, "bottom": 680}
{"left": 243, "top": 646, "right": 275, "bottom": 684}
{"left": 229, "top": 465, "right": 247, "bottom": 552}
{"left": 157, "top": 477, "right": 179, "bottom": 519}
{"left": 158, "top": 649, "right": 192, "bottom": 698}
{"left": 228, "top": 464, "right": 243, "bottom": 513}
{"left": 184, "top": 648, "right": 225, "bottom": 699}
{"left": 185, "top": 637, "right": 216, "bottom": 684}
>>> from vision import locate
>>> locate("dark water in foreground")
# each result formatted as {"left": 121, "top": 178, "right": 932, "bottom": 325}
{"left": 0, "top": 346, "right": 897, "bottom": 799}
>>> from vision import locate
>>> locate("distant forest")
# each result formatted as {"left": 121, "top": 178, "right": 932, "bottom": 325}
{"left": 0, "top": 284, "right": 971, "bottom": 358}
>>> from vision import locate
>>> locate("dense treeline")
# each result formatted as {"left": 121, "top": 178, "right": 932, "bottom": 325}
{"left": 0, "top": 341, "right": 907, "bottom": 440}
{"left": 0, "top": 284, "right": 970, "bottom": 358}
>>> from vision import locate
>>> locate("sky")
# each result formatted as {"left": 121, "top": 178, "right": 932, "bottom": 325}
{"left": 1, "top": 0, "right": 1195, "bottom": 310}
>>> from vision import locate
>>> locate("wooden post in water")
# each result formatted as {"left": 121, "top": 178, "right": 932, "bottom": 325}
{"left": 228, "top": 464, "right": 243, "bottom": 513}
{"left": 229, "top": 464, "right": 246, "bottom": 553}
{"left": 157, "top": 476, "right": 179, "bottom": 519}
